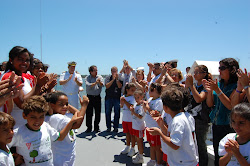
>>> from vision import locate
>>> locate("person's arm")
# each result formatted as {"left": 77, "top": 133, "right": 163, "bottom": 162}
{"left": 190, "top": 86, "right": 208, "bottom": 103}
{"left": 72, "top": 96, "right": 89, "bottom": 129}
{"left": 231, "top": 80, "right": 246, "bottom": 107}
{"left": 202, "top": 79, "right": 214, "bottom": 107}
{"left": 237, "top": 68, "right": 250, "bottom": 103}
{"left": 147, "top": 127, "right": 179, "bottom": 150}
{"left": 58, "top": 112, "right": 83, "bottom": 141}
{"left": 59, "top": 74, "right": 73, "bottom": 85}
{"left": 147, "top": 63, "right": 153, "bottom": 82}
{"left": 130, "top": 105, "right": 143, "bottom": 119}
{"left": 105, "top": 76, "right": 115, "bottom": 89}
{"left": 219, "top": 153, "right": 232, "bottom": 166}
{"left": 74, "top": 77, "right": 82, "bottom": 86}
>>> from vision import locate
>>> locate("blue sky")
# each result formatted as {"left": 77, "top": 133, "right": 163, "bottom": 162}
{"left": 0, "top": 0, "right": 249, "bottom": 75}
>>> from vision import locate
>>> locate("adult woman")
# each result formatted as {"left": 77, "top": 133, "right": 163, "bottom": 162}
{"left": 185, "top": 65, "right": 212, "bottom": 166}
{"left": 1, "top": 46, "right": 36, "bottom": 128}
{"left": 169, "top": 68, "right": 184, "bottom": 87}
{"left": 203, "top": 58, "right": 239, "bottom": 166}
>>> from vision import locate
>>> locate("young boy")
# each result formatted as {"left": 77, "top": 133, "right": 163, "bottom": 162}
{"left": 8, "top": 95, "right": 83, "bottom": 166}
{"left": 0, "top": 112, "right": 15, "bottom": 166}
{"left": 148, "top": 87, "right": 198, "bottom": 166}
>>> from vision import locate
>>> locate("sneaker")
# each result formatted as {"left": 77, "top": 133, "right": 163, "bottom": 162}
{"left": 74, "top": 129, "right": 78, "bottom": 133}
{"left": 132, "top": 154, "right": 144, "bottom": 164}
{"left": 142, "top": 160, "right": 156, "bottom": 166}
{"left": 127, "top": 148, "right": 136, "bottom": 157}
{"left": 120, "top": 146, "right": 130, "bottom": 154}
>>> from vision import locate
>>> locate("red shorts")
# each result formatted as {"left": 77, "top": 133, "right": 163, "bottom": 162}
{"left": 163, "top": 153, "right": 168, "bottom": 164}
{"left": 132, "top": 129, "right": 145, "bottom": 138}
{"left": 122, "top": 121, "right": 133, "bottom": 134}
{"left": 146, "top": 129, "right": 161, "bottom": 146}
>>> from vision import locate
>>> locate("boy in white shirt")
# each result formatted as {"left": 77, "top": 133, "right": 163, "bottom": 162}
{"left": 148, "top": 87, "right": 198, "bottom": 166}
{"left": 8, "top": 96, "right": 83, "bottom": 166}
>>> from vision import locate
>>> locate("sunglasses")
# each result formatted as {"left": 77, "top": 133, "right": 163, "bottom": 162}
{"left": 219, "top": 66, "right": 227, "bottom": 71}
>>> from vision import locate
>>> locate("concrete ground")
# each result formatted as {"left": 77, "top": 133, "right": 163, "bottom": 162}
{"left": 75, "top": 113, "right": 151, "bottom": 166}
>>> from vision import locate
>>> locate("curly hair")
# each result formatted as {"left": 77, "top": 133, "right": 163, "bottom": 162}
{"left": 22, "top": 96, "right": 49, "bottom": 116}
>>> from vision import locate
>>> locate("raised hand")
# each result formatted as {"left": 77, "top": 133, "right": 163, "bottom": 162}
{"left": 185, "top": 74, "right": 193, "bottom": 88}
{"left": 237, "top": 68, "right": 250, "bottom": 87}
{"left": 80, "top": 95, "right": 89, "bottom": 106}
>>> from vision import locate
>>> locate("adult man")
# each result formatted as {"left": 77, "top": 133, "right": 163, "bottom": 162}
{"left": 59, "top": 61, "right": 83, "bottom": 109}
{"left": 85, "top": 65, "right": 104, "bottom": 132}
{"left": 105, "top": 66, "right": 122, "bottom": 132}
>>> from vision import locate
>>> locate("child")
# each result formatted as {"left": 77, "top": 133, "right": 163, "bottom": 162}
{"left": 120, "top": 83, "right": 136, "bottom": 157}
{"left": 129, "top": 90, "right": 146, "bottom": 164}
{"left": 44, "top": 91, "right": 89, "bottom": 166}
{"left": 219, "top": 103, "right": 250, "bottom": 165}
{"left": 8, "top": 95, "right": 83, "bottom": 166}
{"left": 148, "top": 87, "right": 198, "bottom": 166}
{"left": 143, "top": 83, "right": 163, "bottom": 166}
{"left": 0, "top": 112, "right": 16, "bottom": 166}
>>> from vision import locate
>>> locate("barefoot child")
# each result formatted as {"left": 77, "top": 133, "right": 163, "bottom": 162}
{"left": 45, "top": 91, "right": 89, "bottom": 166}
{"left": 8, "top": 95, "right": 83, "bottom": 166}
{"left": 130, "top": 90, "right": 146, "bottom": 164}
{"left": 143, "top": 83, "right": 163, "bottom": 166}
{"left": 120, "top": 83, "right": 136, "bottom": 157}
{"left": 219, "top": 103, "right": 250, "bottom": 165}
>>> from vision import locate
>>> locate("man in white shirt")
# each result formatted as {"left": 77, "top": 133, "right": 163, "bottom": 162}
{"left": 59, "top": 61, "right": 83, "bottom": 109}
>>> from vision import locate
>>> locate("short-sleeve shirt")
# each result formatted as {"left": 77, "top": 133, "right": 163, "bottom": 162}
{"left": 132, "top": 103, "right": 145, "bottom": 130}
{"left": 85, "top": 75, "right": 104, "bottom": 95}
{"left": 59, "top": 71, "right": 82, "bottom": 95}
{"left": 105, "top": 75, "right": 122, "bottom": 99}
{"left": 144, "top": 97, "right": 163, "bottom": 128}
{"left": 166, "top": 112, "right": 198, "bottom": 166}
{"left": 8, "top": 122, "right": 60, "bottom": 166}
{"left": 48, "top": 114, "right": 76, "bottom": 166}
{"left": 0, "top": 146, "right": 14, "bottom": 166}
{"left": 122, "top": 95, "right": 136, "bottom": 122}
{"left": 219, "top": 133, "right": 250, "bottom": 165}
{"left": 161, "top": 111, "right": 172, "bottom": 155}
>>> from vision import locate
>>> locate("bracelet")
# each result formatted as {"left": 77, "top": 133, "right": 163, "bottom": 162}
{"left": 217, "top": 91, "right": 223, "bottom": 96}
{"left": 236, "top": 89, "right": 242, "bottom": 94}
{"left": 244, "top": 85, "right": 250, "bottom": 90}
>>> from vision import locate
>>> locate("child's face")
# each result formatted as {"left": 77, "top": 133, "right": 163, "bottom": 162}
{"left": 0, "top": 123, "right": 14, "bottom": 145}
{"left": 134, "top": 93, "right": 143, "bottom": 104}
{"left": 231, "top": 114, "right": 250, "bottom": 138}
{"left": 127, "top": 87, "right": 136, "bottom": 96}
{"left": 23, "top": 111, "right": 45, "bottom": 131}
{"left": 11, "top": 52, "right": 30, "bottom": 74}
{"left": 51, "top": 95, "right": 69, "bottom": 115}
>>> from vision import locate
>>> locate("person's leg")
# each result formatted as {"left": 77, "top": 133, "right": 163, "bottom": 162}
{"left": 86, "top": 95, "right": 93, "bottom": 131}
{"left": 126, "top": 133, "right": 131, "bottom": 146}
{"left": 155, "top": 145, "right": 163, "bottom": 165}
{"left": 113, "top": 98, "right": 121, "bottom": 130}
{"left": 105, "top": 98, "right": 112, "bottom": 130}
{"left": 137, "top": 137, "right": 144, "bottom": 155}
{"left": 93, "top": 96, "right": 102, "bottom": 131}
{"left": 195, "top": 120, "right": 209, "bottom": 166}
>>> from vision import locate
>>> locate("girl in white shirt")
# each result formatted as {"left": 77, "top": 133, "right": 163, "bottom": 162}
{"left": 45, "top": 92, "right": 89, "bottom": 166}
{"left": 219, "top": 103, "right": 250, "bottom": 165}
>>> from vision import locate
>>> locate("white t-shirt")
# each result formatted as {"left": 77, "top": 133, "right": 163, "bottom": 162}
{"left": 144, "top": 97, "right": 163, "bottom": 128}
{"left": 48, "top": 114, "right": 76, "bottom": 166}
{"left": 122, "top": 95, "right": 136, "bottom": 122}
{"left": 166, "top": 112, "right": 198, "bottom": 166}
{"left": 219, "top": 133, "right": 250, "bottom": 165}
{"left": 0, "top": 146, "right": 15, "bottom": 166}
{"left": 161, "top": 111, "right": 172, "bottom": 155}
{"left": 132, "top": 103, "right": 145, "bottom": 131}
{"left": 9, "top": 122, "right": 60, "bottom": 166}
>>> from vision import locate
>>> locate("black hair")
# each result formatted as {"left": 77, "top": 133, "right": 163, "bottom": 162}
{"left": 89, "top": 65, "right": 97, "bottom": 73}
{"left": 219, "top": 58, "right": 239, "bottom": 84}
{"left": 231, "top": 103, "right": 250, "bottom": 123}
{"left": 150, "top": 82, "right": 162, "bottom": 95}
{"left": 124, "top": 83, "right": 136, "bottom": 95}
{"left": 6, "top": 46, "right": 34, "bottom": 73}
{"left": 44, "top": 91, "right": 67, "bottom": 104}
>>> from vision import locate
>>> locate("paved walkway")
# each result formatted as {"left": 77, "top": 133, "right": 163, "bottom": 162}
{"left": 75, "top": 113, "right": 151, "bottom": 166}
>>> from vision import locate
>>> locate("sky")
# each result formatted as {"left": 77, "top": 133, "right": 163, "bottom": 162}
{"left": 0, "top": 0, "right": 250, "bottom": 75}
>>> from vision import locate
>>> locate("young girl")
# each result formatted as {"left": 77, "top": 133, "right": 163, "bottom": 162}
{"left": 1, "top": 46, "right": 37, "bottom": 128}
{"left": 219, "top": 103, "right": 250, "bottom": 165}
{"left": 120, "top": 83, "right": 136, "bottom": 157}
{"left": 143, "top": 83, "right": 163, "bottom": 166}
{"left": 185, "top": 65, "right": 212, "bottom": 166}
{"left": 44, "top": 91, "right": 89, "bottom": 166}
{"left": 129, "top": 90, "right": 146, "bottom": 164}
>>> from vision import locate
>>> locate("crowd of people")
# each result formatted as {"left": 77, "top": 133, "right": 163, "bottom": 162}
{"left": 0, "top": 46, "right": 249, "bottom": 166}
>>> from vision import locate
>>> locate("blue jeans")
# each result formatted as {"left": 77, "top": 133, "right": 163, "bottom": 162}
{"left": 105, "top": 98, "right": 120, "bottom": 129}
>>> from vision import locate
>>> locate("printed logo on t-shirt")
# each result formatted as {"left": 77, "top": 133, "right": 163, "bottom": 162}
{"left": 26, "top": 143, "right": 31, "bottom": 150}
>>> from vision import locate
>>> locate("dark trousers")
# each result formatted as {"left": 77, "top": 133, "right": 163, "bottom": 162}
{"left": 105, "top": 98, "right": 120, "bottom": 129}
{"left": 212, "top": 124, "right": 234, "bottom": 166}
{"left": 195, "top": 119, "right": 209, "bottom": 166}
{"left": 86, "top": 94, "right": 101, "bottom": 130}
